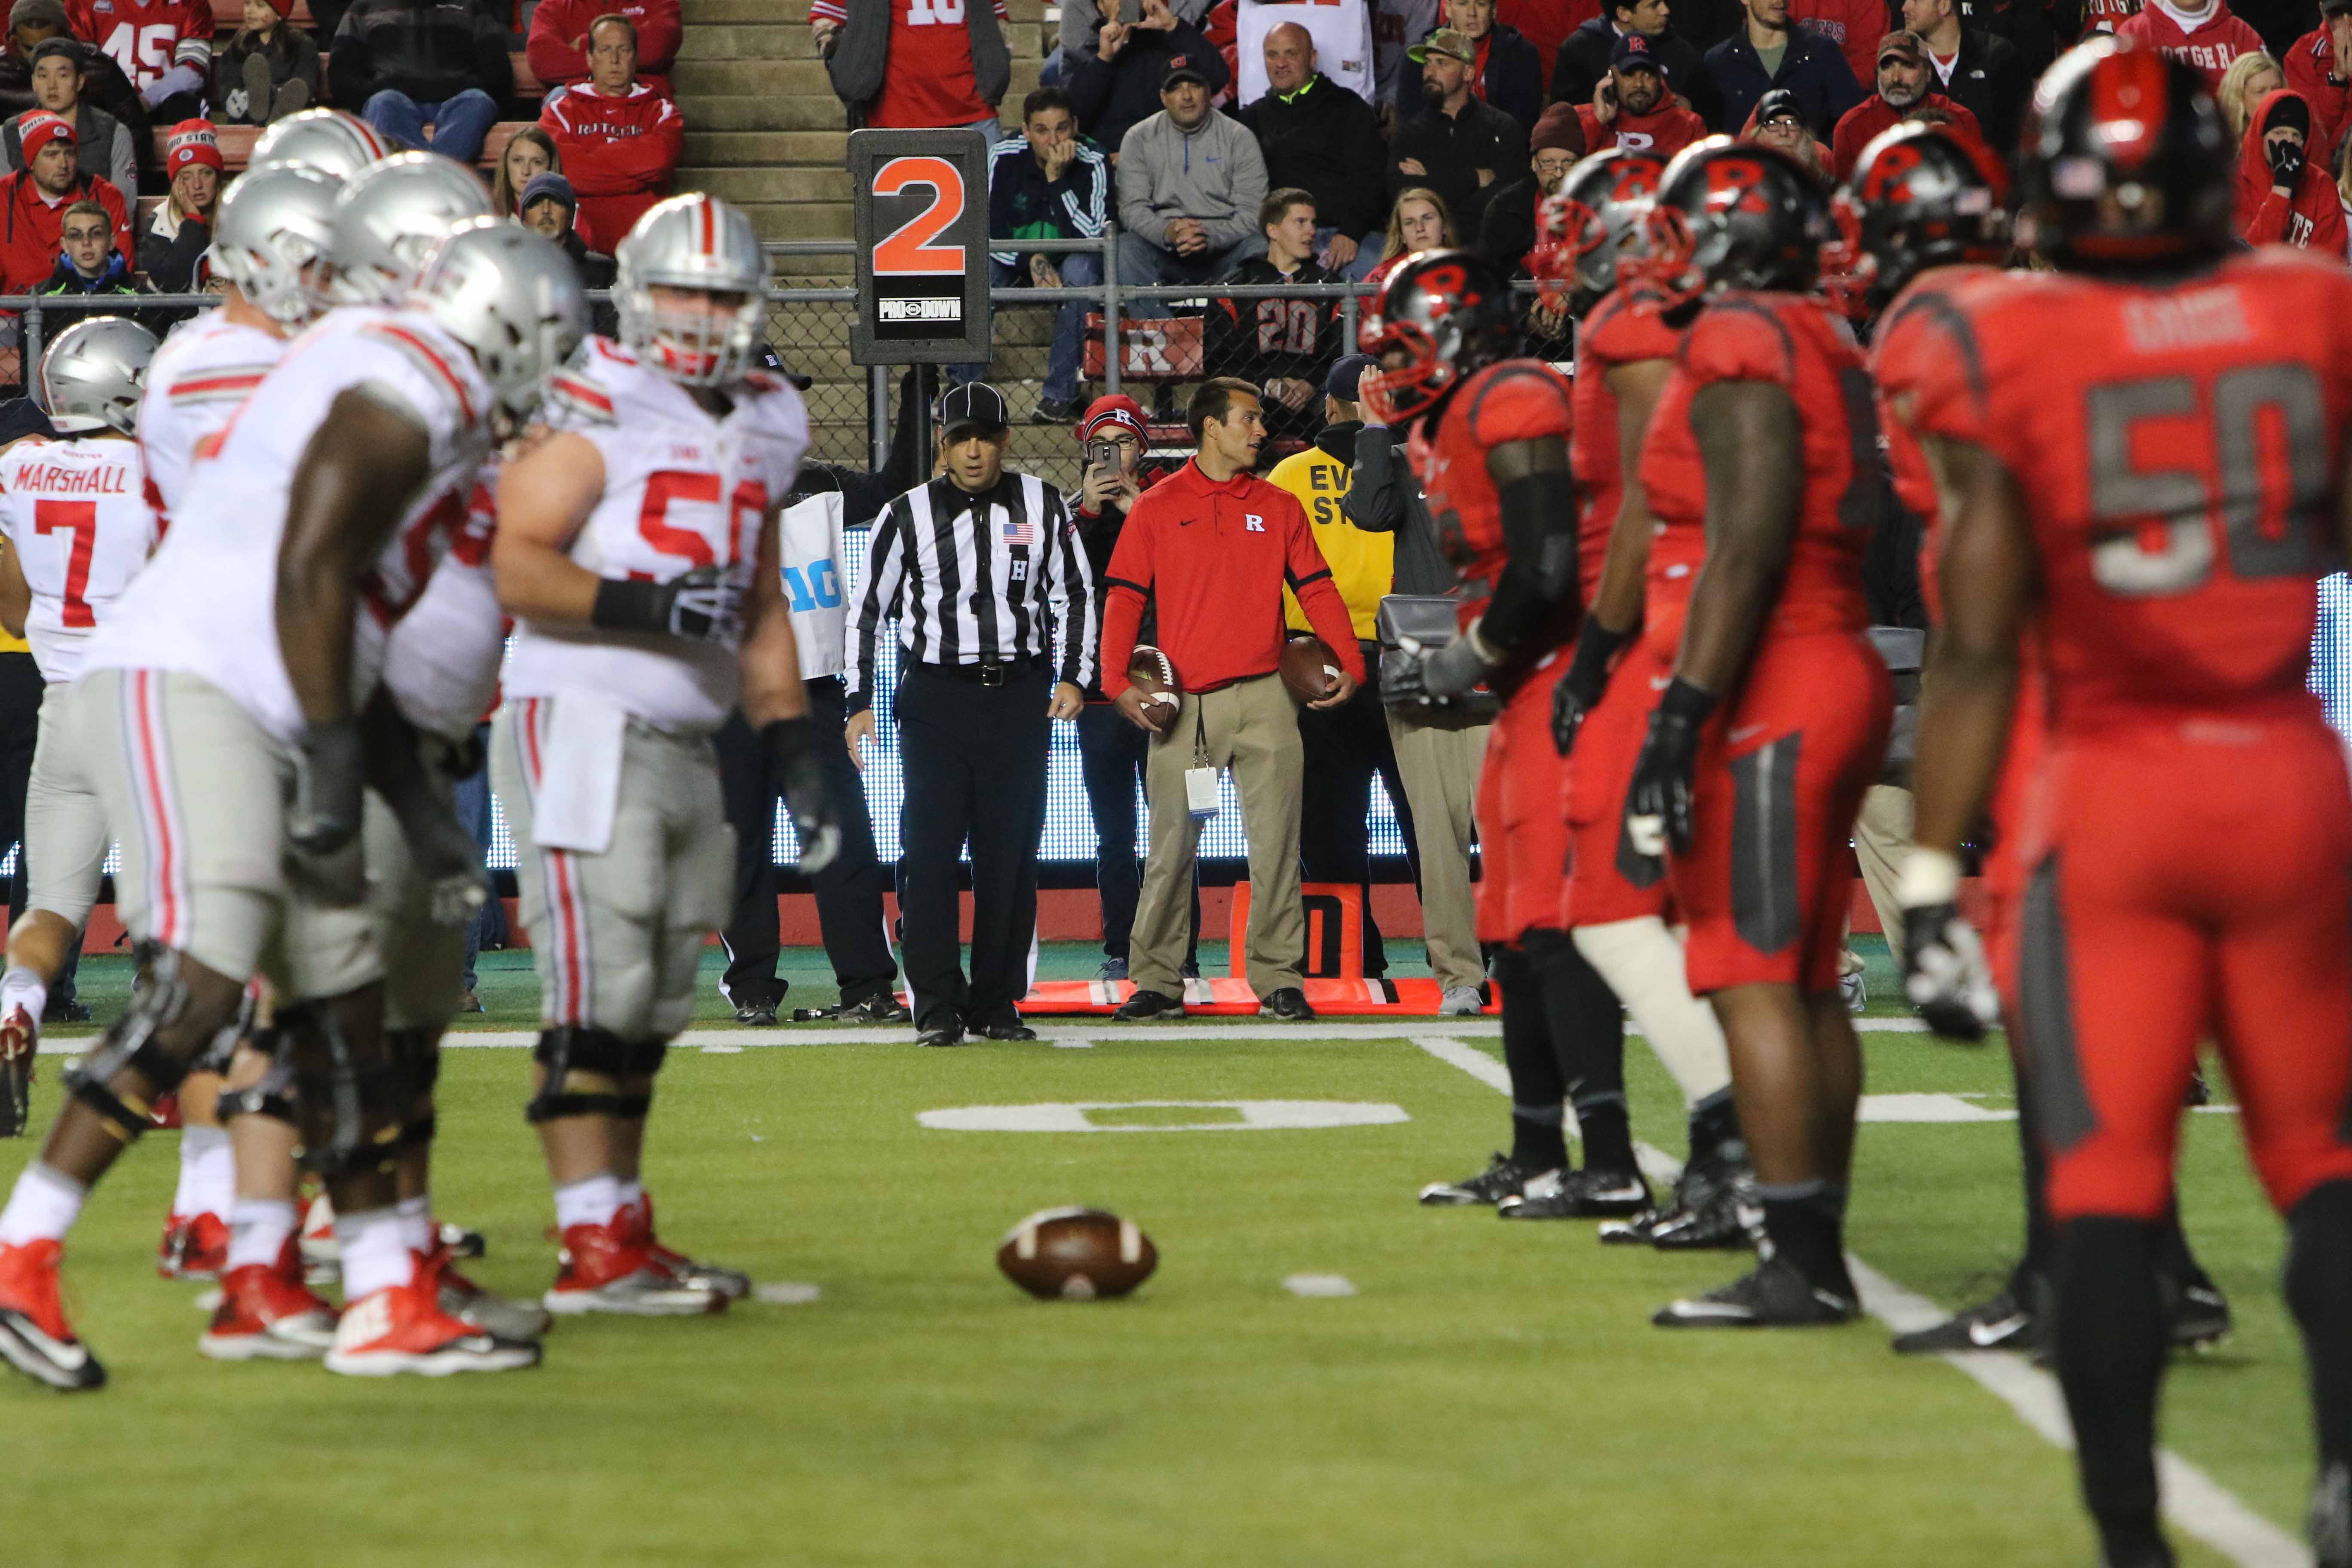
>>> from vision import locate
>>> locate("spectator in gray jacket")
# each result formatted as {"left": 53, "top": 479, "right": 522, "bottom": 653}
{"left": 1115, "top": 58, "right": 1268, "bottom": 285}
{"left": 1, "top": 39, "right": 128, "bottom": 198}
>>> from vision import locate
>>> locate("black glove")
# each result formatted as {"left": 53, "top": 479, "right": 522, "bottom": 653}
{"left": 1552, "top": 617, "right": 1629, "bottom": 756}
{"left": 288, "top": 717, "right": 364, "bottom": 856}
{"left": 1623, "top": 678, "right": 1714, "bottom": 862}
{"left": 763, "top": 717, "right": 841, "bottom": 875}
{"left": 2268, "top": 133, "right": 2307, "bottom": 189}
{"left": 1381, "top": 629, "right": 1492, "bottom": 708}
{"left": 592, "top": 564, "right": 744, "bottom": 643}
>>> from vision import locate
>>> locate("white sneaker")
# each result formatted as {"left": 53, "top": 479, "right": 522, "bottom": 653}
{"left": 1437, "top": 986, "right": 1485, "bottom": 1016}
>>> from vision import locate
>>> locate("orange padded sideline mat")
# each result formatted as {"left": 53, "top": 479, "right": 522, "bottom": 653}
{"left": 1010, "top": 977, "right": 1499, "bottom": 1017}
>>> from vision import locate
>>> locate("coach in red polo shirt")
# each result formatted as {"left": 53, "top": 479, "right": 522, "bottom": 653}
{"left": 1099, "top": 376, "right": 1365, "bottom": 1024}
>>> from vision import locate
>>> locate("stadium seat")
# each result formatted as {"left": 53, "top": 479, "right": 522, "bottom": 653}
{"left": 1082, "top": 312, "right": 1203, "bottom": 383}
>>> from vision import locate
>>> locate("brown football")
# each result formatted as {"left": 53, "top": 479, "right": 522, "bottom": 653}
{"left": 1126, "top": 644, "right": 1184, "bottom": 733}
{"left": 1278, "top": 634, "right": 1343, "bottom": 703}
{"left": 996, "top": 1207, "right": 1158, "bottom": 1301}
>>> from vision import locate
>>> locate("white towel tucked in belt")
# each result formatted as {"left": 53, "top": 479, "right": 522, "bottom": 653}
{"left": 530, "top": 692, "right": 628, "bottom": 855}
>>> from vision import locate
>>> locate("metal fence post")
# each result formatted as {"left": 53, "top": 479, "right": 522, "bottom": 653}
{"left": 1340, "top": 291, "right": 1359, "bottom": 359}
{"left": 23, "top": 300, "right": 40, "bottom": 380}
{"left": 868, "top": 362, "right": 888, "bottom": 473}
{"left": 1101, "top": 227, "right": 1120, "bottom": 399}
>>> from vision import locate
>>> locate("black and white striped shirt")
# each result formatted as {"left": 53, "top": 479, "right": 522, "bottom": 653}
{"left": 845, "top": 471, "right": 1097, "bottom": 713}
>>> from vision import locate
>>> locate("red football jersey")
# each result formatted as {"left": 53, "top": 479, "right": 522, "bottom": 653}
{"left": 1570, "top": 279, "right": 1682, "bottom": 605}
{"left": 1920, "top": 250, "right": 2352, "bottom": 731}
{"left": 1868, "top": 262, "right": 2003, "bottom": 626}
{"left": 67, "top": 0, "right": 210, "bottom": 91}
{"left": 1639, "top": 291, "right": 1875, "bottom": 648}
{"left": 804, "top": 0, "right": 1012, "bottom": 129}
{"left": 1405, "top": 357, "right": 1577, "bottom": 672}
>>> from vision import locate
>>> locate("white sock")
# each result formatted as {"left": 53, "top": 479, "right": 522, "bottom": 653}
{"left": 0, "top": 964, "right": 46, "bottom": 1025}
{"left": 552, "top": 1173, "right": 622, "bottom": 1231}
{"left": 615, "top": 1179, "right": 644, "bottom": 1214}
{"left": 183, "top": 1124, "right": 234, "bottom": 1221}
{"left": 0, "top": 1162, "right": 87, "bottom": 1246}
{"left": 395, "top": 1193, "right": 432, "bottom": 1253}
{"left": 1575, "top": 918, "right": 1733, "bottom": 1108}
{"left": 335, "top": 1207, "right": 413, "bottom": 1301}
{"left": 226, "top": 1197, "right": 297, "bottom": 1272}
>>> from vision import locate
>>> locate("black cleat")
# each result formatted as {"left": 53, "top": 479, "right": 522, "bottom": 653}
{"left": 835, "top": 993, "right": 912, "bottom": 1025}
{"left": 1498, "top": 1168, "right": 1650, "bottom": 1219}
{"left": 1111, "top": 989, "right": 1186, "bottom": 1023}
{"left": 2169, "top": 1281, "right": 2232, "bottom": 1352}
{"left": 1258, "top": 987, "right": 1315, "bottom": 1022}
{"left": 1419, "top": 1152, "right": 1553, "bottom": 1207}
{"left": 916, "top": 1023, "right": 968, "bottom": 1048}
{"left": 1654, "top": 1255, "right": 1860, "bottom": 1329}
{"left": 40, "top": 997, "right": 88, "bottom": 1025}
{"left": 1890, "top": 1288, "right": 2038, "bottom": 1354}
{"left": 1605, "top": 1153, "right": 1752, "bottom": 1250}
{"left": 2312, "top": 1460, "right": 2352, "bottom": 1568}
{"left": 973, "top": 1016, "right": 1038, "bottom": 1041}
{"left": 734, "top": 999, "right": 779, "bottom": 1026}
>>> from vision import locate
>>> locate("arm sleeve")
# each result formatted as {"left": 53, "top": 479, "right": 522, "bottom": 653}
{"left": 328, "top": 12, "right": 372, "bottom": 107}
{"left": 2241, "top": 187, "right": 2292, "bottom": 246}
{"left": 1340, "top": 425, "right": 1404, "bottom": 533}
{"left": 526, "top": 0, "right": 588, "bottom": 87}
{"left": 1044, "top": 487, "right": 1098, "bottom": 689}
{"left": 1281, "top": 496, "right": 1367, "bottom": 678}
{"left": 634, "top": 0, "right": 683, "bottom": 75}
{"left": 1060, "top": 146, "right": 1111, "bottom": 236}
{"left": 1200, "top": 123, "right": 1266, "bottom": 250}
{"left": 1115, "top": 129, "right": 1169, "bottom": 245}
{"left": 844, "top": 499, "right": 907, "bottom": 715}
{"left": 473, "top": 12, "right": 514, "bottom": 101}
{"left": 1096, "top": 499, "right": 1156, "bottom": 698}
{"left": 1066, "top": 36, "right": 1115, "bottom": 129}
{"left": 105, "top": 122, "right": 132, "bottom": 206}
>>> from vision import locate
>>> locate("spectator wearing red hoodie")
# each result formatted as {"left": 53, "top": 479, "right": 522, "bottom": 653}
{"left": 2116, "top": 0, "right": 2265, "bottom": 87}
{"left": 529, "top": 0, "right": 680, "bottom": 98}
{"left": 539, "top": 12, "right": 683, "bottom": 247}
{"left": 2285, "top": 0, "right": 2352, "bottom": 156}
{"left": 2235, "top": 86, "right": 2349, "bottom": 250}
{"left": 0, "top": 108, "right": 123, "bottom": 297}
{"left": 1831, "top": 30, "right": 1983, "bottom": 177}
{"left": 1577, "top": 30, "right": 1706, "bottom": 149}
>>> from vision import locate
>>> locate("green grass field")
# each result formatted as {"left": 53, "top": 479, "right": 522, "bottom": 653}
{"left": 0, "top": 943, "right": 2312, "bottom": 1567}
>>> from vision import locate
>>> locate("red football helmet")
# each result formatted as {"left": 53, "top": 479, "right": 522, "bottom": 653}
{"left": 1527, "top": 147, "right": 1669, "bottom": 314}
{"left": 1632, "top": 136, "right": 1830, "bottom": 310}
{"left": 1356, "top": 248, "right": 1520, "bottom": 424}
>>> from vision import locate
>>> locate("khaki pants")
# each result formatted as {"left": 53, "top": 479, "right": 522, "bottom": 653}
{"left": 1854, "top": 783, "right": 1914, "bottom": 969}
{"left": 1133, "top": 674, "right": 1304, "bottom": 1000}
{"left": 1385, "top": 706, "right": 1489, "bottom": 992}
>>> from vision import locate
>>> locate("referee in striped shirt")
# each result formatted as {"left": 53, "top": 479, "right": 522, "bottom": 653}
{"left": 845, "top": 383, "right": 1097, "bottom": 1047}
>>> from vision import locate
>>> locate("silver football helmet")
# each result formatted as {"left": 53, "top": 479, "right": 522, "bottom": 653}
{"left": 615, "top": 193, "right": 770, "bottom": 387}
{"left": 210, "top": 163, "right": 340, "bottom": 326}
{"left": 40, "top": 316, "right": 159, "bottom": 436}
{"left": 408, "top": 219, "right": 588, "bottom": 433}
{"left": 248, "top": 108, "right": 387, "bottom": 182}
{"left": 331, "top": 152, "right": 496, "bottom": 305}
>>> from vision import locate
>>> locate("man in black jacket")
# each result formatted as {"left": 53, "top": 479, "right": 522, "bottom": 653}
{"left": 1451, "top": 0, "right": 1547, "bottom": 131}
{"left": 1390, "top": 28, "right": 1528, "bottom": 234}
{"left": 1704, "top": 0, "right": 1863, "bottom": 136}
{"left": 1897, "top": 0, "right": 2023, "bottom": 157}
{"left": 1066, "top": 0, "right": 1226, "bottom": 158}
{"left": 1553, "top": 0, "right": 1722, "bottom": 128}
{"left": 1205, "top": 188, "right": 1342, "bottom": 441}
{"left": 1237, "top": 21, "right": 1387, "bottom": 278}
{"left": 0, "top": 0, "right": 145, "bottom": 187}
{"left": 330, "top": 0, "right": 513, "bottom": 163}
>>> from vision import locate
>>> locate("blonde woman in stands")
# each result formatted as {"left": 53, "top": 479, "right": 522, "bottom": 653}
{"left": 2219, "top": 49, "right": 2283, "bottom": 140}
{"left": 211, "top": 0, "right": 320, "bottom": 126}
{"left": 1369, "top": 185, "right": 1457, "bottom": 288}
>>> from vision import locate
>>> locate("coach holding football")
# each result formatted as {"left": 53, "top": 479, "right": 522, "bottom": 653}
{"left": 846, "top": 383, "right": 1096, "bottom": 1048}
{"left": 1101, "top": 377, "right": 1365, "bottom": 1023}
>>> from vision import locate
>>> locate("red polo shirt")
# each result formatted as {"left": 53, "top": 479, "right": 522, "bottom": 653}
{"left": 1099, "top": 457, "right": 1365, "bottom": 698}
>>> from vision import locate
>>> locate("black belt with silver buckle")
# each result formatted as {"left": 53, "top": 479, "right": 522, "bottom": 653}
{"left": 925, "top": 658, "right": 1044, "bottom": 687}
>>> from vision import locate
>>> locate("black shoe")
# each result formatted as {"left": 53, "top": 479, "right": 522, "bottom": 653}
{"left": 1498, "top": 1168, "right": 1650, "bottom": 1219}
{"left": 2169, "top": 1279, "right": 2232, "bottom": 1351}
{"left": 1419, "top": 1152, "right": 1553, "bottom": 1207}
{"left": 40, "top": 998, "right": 88, "bottom": 1025}
{"left": 973, "top": 1017, "right": 1038, "bottom": 1041}
{"left": 0, "top": 1302, "right": 104, "bottom": 1390}
{"left": 835, "top": 992, "right": 912, "bottom": 1025}
{"left": 734, "top": 998, "right": 779, "bottom": 1026}
{"left": 916, "top": 1022, "right": 968, "bottom": 1047}
{"left": 1258, "top": 987, "right": 1315, "bottom": 1022}
{"left": 1112, "top": 990, "right": 1186, "bottom": 1022}
{"left": 1890, "top": 1287, "right": 2038, "bottom": 1354}
{"left": 436, "top": 1221, "right": 487, "bottom": 1260}
{"left": 1653, "top": 1255, "right": 1860, "bottom": 1329}
{"left": 2311, "top": 1459, "right": 2352, "bottom": 1568}
{"left": 1032, "top": 394, "right": 1083, "bottom": 425}
{"left": 1611, "top": 1154, "right": 1753, "bottom": 1250}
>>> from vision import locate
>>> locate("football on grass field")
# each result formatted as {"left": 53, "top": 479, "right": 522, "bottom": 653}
{"left": 996, "top": 1207, "right": 1158, "bottom": 1300}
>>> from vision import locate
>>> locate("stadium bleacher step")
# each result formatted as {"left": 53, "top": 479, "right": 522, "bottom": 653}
{"left": 672, "top": 24, "right": 814, "bottom": 61}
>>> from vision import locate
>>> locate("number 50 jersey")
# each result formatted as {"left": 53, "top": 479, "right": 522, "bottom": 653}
{"left": 501, "top": 335, "right": 811, "bottom": 732}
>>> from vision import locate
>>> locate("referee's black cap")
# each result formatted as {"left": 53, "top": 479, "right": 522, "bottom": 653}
{"left": 939, "top": 381, "right": 1011, "bottom": 435}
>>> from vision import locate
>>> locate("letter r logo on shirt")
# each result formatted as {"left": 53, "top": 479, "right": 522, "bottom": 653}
{"left": 1245, "top": 513, "right": 1266, "bottom": 532}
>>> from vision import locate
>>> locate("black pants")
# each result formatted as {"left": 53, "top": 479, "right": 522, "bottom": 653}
{"left": 0, "top": 657, "right": 71, "bottom": 1002}
{"left": 1295, "top": 641, "right": 1418, "bottom": 977}
{"left": 715, "top": 677, "right": 897, "bottom": 1010}
{"left": 896, "top": 663, "right": 1051, "bottom": 1031}
{"left": 1076, "top": 701, "right": 1199, "bottom": 967}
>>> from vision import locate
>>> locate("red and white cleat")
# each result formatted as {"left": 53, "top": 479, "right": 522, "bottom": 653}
{"left": 157, "top": 1210, "right": 229, "bottom": 1281}
{"left": 545, "top": 1219, "right": 726, "bottom": 1317}
{"left": 0, "top": 1238, "right": 103, "bottom": 1390}
{"left": 323, "top": 1257, "right": 541, "bottom": 1378}
{"left": 0, "top": 1004, "right": 37, "bottom": 1137}
{"left": 199, "top": 1240, "right": 338, "bottom": 1361}
{"left": 297, "top": 1192, "right": 339, "bottom": 1286}
{"left": 148, "top": 1093, "right": 181, "bottom": 1130}
{"left": 628, "top": 1194, "right": 750, "bottom": 1300}
{"left": 432, "top": 1245, "right": 551, "bottom": 1341}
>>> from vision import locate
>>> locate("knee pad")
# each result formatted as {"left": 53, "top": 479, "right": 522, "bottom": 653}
{"left": 62, "top": 941, "right": 198, "bottom": 1142}
{"left": 282, "top": 1000, "right": 409, "bottom": 1176}
{"left": 526, "top": 1025, "right": 653, "bottom": 1123}
{"left": 223, "top": 1025, "right": 300, "bottom": 1128}
{"left": 386, "top": 1027, "right": 441, "bottom": 1150}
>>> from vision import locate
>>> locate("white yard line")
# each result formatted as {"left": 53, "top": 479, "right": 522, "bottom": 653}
{"left": 1407, "top": 1035, "right": 2309, "bottom": 1568}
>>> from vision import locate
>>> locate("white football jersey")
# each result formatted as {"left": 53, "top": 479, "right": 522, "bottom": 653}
{"left": 779, "top": 489, "right": 846, "bottom": 682}
{"left": 137, "top": 310, "right": 284, "bottom": 529}
{"left": 0, "top": 435, "right": 157, "bottom": 684}
{"left": 85, "top": 306, "right": 496, "bottom": 741}
{"left": 382, "top": 466, "right": 504, "bottom": 741}
{"left": 501, "top": 336, "right": 810, "bottom": 732}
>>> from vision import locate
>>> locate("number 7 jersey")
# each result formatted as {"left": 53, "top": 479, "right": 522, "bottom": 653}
{"left": 501, "top": 336, "right": 811, "bottom": 732}
{"left": 0, "top": 434, "right": 156, "bottom": 684}
{"left": 1912, "top": 249, "right": 2352, "bottom": 733}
